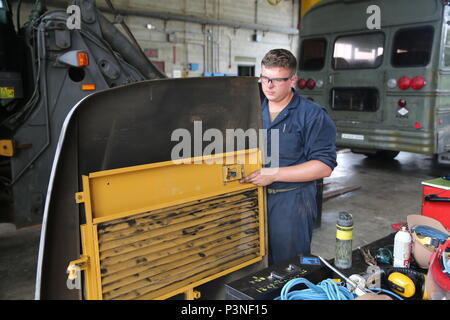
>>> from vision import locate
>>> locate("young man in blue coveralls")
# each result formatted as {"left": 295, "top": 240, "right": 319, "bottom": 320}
{"left": 240, "top": 49, "right": 337, "bottom": 266}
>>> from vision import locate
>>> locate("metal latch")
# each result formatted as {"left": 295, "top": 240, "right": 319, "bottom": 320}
{"left": 75, "top": 192, "right": 85, "bottom": 203}
{"left": 0, "top": 140, "right": 14, "bottom": 157}
{"left": 222, "top": 164, "right": 243, "bottom": 183}
{"left": 67, "top": 255, "right": 89, "bottom": 281}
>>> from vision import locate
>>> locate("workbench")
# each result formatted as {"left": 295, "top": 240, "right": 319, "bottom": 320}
{"left": 225, "top": 232, "right": 425, "bottom": 300}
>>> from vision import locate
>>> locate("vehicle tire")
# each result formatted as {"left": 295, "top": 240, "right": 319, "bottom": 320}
{"left": 362, "top": 152, "right": 377, "bottom": 158}
{"left": 354, "top": 149, "right": 399, "bottom": 159}
{"left": 376, "top": 150, "right": 400, "bottom": 159}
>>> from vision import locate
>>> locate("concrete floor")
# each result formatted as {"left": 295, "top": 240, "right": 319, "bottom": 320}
{"left": 312, "top": 149, "right": 447, "bottom": 259}
{"left": 0, "top": 150, "right": 448, "bottom": 300}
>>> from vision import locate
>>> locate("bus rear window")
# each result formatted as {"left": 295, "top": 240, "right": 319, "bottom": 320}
{"left": 392, "top": 26, "right": 433, "bottom": 67}
{"left": 331, "top": 88, "right": 379, "bottom": 112}
{"left": 332, "top": 33, "right": 384, "bottom": 70}
{"left": 299, "top": 39, "right": 326, "bottom": 70}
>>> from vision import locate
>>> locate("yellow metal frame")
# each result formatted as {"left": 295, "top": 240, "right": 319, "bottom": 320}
{"left": 72, "top": 148, "right": 266, "bottom": 300}
{"left": 77, "top": 178, "right": 103, "bottom": 300}
{"left": 0, "top": 140, "right": 14, "bottom": 157}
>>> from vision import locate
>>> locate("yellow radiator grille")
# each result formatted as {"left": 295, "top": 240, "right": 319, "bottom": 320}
{"left": 98, "top": 189, "right": 260, "bottom": 300}
{"left": 70, "top": 149, "right": 265, "bottom": 300}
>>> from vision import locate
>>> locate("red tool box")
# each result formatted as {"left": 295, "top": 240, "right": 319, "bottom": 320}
{"left": 421, "top": 178, "right": 450, "bottom": 231}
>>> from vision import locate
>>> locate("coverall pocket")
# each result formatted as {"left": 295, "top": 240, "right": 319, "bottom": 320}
{"left": 278, "top": 132, "right": 302, "bottom": 162}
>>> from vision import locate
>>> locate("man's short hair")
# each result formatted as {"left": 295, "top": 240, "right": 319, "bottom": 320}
{"left": 261, "top": 49, "right": 297, "bottom": 74}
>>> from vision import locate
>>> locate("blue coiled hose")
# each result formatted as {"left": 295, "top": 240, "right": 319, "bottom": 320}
{"left": 275, "top": 277, "right": 404, "bottom": 300}
{"left": 275, "top": 278, "right": 357, "bottom": 300}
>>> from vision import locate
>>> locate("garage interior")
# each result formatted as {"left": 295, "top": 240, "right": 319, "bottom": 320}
{"left": 1, "top": 151, "right": 449, "bottom": 300}
{"left": 0, "top": 0, "right": 449, "bottom": 302}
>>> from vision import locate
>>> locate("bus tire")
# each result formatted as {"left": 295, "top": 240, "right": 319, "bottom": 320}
{"left": 354, "top": 150, "right": 400, "bottom": 160}
{"left": 368, "top": 150, "right": 400, "bottom": 159}
{"left": 351, "top": 149, "right": 399, "bottom": 159}
{"left": 377, "top": 150, "right": 399, "bottom": 159}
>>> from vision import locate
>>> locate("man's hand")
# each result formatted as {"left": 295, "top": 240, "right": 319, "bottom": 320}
{"left": 239, "top": 160, "right": 332, "bottom": 186}
{"left": 239, "top": 168, "right": 279, "bottom": 187}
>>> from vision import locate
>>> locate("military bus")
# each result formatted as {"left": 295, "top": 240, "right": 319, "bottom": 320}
{"left": 297, "top": 0, "right": 450, "bottom": 163}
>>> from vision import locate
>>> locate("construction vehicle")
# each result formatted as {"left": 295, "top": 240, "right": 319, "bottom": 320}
{"left": 0, "top": 0, "right": 165, "bottom": 228}
{"left": 297, "top": 0, "right": 450, "bottom": 163}
{"left": 0, "top": 0, "right": 267, "bottom": 299}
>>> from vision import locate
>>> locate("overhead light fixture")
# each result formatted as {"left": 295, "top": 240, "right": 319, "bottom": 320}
{"left": 146, "top": 24, "right": 155, "bottom": 30}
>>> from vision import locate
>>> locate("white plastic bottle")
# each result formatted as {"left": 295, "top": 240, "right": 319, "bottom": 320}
{"left": 393, "top": 226, "right": 412, "bottom": 268}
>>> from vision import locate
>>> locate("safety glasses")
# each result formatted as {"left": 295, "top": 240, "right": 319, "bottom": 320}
{"left": 260, "top": 75, "right": 292, "bottom": 85}
{"left": 411, "top": 225, "right": 449, "bottom": 249}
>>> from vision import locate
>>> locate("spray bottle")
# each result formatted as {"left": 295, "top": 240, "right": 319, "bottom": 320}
{"left": 393, "top": 226, "right": 412, "bottom": 268}
{"left": 335, "top": 211, "right": 353, "bottom": 269}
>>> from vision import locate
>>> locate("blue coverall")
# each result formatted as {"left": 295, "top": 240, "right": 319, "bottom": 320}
{"left": 262, "top": 91, "right": 337, "bottom": 265}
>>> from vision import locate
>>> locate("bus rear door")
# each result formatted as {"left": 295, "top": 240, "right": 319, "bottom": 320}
{"left": 328, "top": 31, "right": 386, "bottom": 149}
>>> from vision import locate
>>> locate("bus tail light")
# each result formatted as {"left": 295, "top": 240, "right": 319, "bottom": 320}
{"left": 410, "top": 76, "right": 426, "bottom": 90}
{"left": 297, "top": 79, "right": 307, "bottom": 89}
{"left": 387, "top": 79, "right": 397, "bottom": 88}
{"left": 316, "top": 80, "right": 324, "bottom": 88}
{"left": 397, "top": 76, "right": 411, "bottom": 90}
{"left": 306, "top": 79, "right": 316, "bottom": 89}
{"left": 398, "top": 99, "right": 407, "bottom": 107}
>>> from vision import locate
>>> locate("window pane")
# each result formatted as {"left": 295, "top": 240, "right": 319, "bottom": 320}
{"left": 332, "top": 33, "right": 384, "bottom": 70}
{"left": 444, "top": 24, "right": 450, "bottom": 67}
{"left": 331, "top": 88, "right": 379, "bottom": 112}
{"left": 392, "top": 26, "right": 433, "bottom": 67}
{"left": 299, "top": 39, "right": 326, "bottom": 70}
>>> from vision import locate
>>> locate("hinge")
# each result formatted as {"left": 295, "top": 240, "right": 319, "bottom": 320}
{"left": 67, "top": 255, "right": 89, "bottom": 281}
{"left": 75, "top": 192, "right": 85, "bottom": 203}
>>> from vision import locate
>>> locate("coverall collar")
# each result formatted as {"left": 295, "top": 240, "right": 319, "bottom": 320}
{"left": 263, "top": 92, "right": 300, "bottom": 129}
